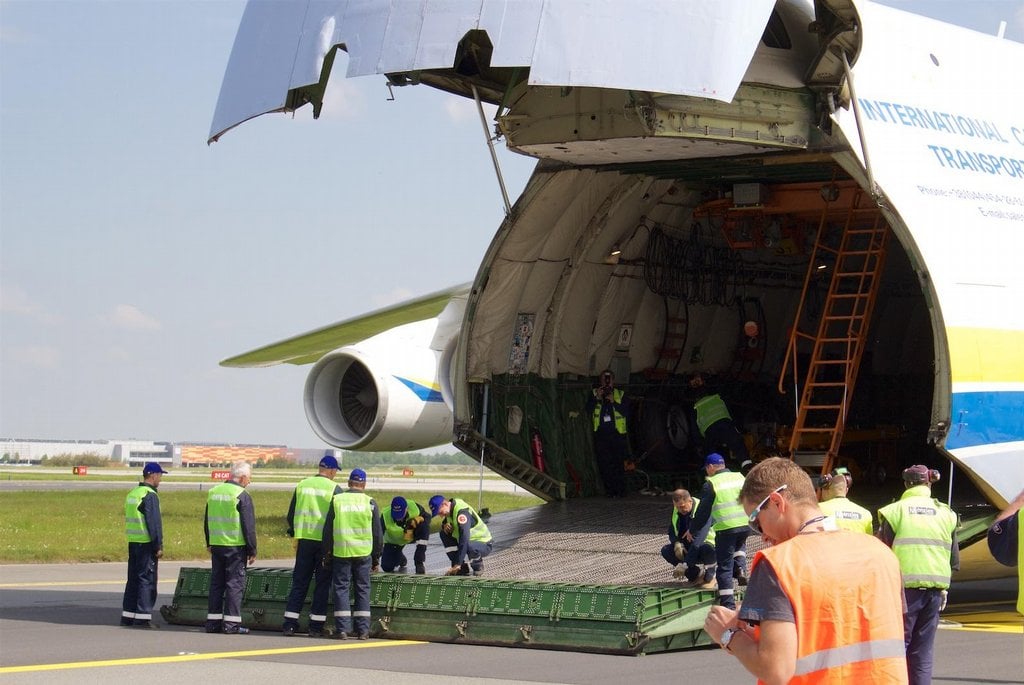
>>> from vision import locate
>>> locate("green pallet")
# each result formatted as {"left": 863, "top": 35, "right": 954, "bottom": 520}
{"left": 161, "top": 567, "right": 720, "bottom": 654}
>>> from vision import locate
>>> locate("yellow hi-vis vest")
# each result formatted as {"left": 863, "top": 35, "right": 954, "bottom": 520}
{"left": 708, "top": 471, "right": 746, "bottom": 532}
{"left": 820, "top": 496, "right": 874, "bottom": 534}
{"left": 592, "top": 389, "right": 627, "bottom": 434}
{"left": 694, "top": 393, "right": 732, "bottom": 435}
{"left": 673, "top": 498, "right": 717, "bottom": 546}
{"left": 446, "top": 498, "right": 492, "bottom": 544}
{"left": 292, "top": 475, "right": 336, "bottom": 541}
{"left": 125, "top": 485, "right": 153, "bottom": 543}
{"left": 331, "top": 491, "right": 374, "bottom": 558}
{"left": 206, "top": 482, "right": 245, "bottom": 547}
{"left": 878, "top": 485, "right": 958, "bottom": 589}
{"left": 383, "top": 500, "right": 422, "bottom": 546}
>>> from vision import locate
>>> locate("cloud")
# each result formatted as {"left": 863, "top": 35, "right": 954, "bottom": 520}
{"left": 371, "top": 287, "right": 414, "bottom": 308}
{"left": 109, "top": 304, "right": 162, "bottom": 331}
{"left": 0, "top": 284, "right": 59, "bottom": 324}
{"left": 12, "top": 345, "right": 60, "bottom": 369}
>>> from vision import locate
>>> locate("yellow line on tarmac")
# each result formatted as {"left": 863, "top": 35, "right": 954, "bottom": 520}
{"left": 0, "top": 640, "right": 425, "bottom": 674}
{"left": 0, "top": 579, "right": 176, "bottom": 588}
{"left": 939, "top": 611, "right": 1023, "bottom": 635}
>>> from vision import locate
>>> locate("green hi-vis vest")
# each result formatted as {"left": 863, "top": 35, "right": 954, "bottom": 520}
{"left": 207, "top": 481, "right": 245, "bottom": 546}
{"left": 592, "top": 389, "right": 627, "bottom": 434}
{"left": 125, "top": 485, "right": 153, "bottom": 543}
{"left": 878, "top": 485, "right": 958, "bottom": 589}
{"left": 678, "top": 496, "right": 716, "bottom": 546}
{"left": 383, "top": 500, "right": 422, "bottom": 546}
{"left": 694, "top": 393, "right": 732, "bottom": 435}
{"left": 447, "top": 498, "right": 492, "bottom": 544}
{"left": 820, "top": 496, "right": 874, "bottom": 534}
{"left": 292, "top": 476, "right": 337, "bottom": 541}
{"left": 331, "top": 491, "right": 374, "bottom": 558}
{"left": 708, "top": 471, "right": 747, "bottom": 532}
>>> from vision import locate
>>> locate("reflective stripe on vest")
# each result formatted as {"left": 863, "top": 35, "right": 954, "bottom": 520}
{"left": 694, "top": 394, "right": 731, "bottom": 435}
{"left": 207, "top": 482, "right": 245, "bottom": 546}
{"left": 125, "top": 485, "right": 152, "bottom": 543}
{"left": 292, "top": 476, "right": 336, "bottom": 541}
{"left": 819, "top": 497, "right": 873, "bottom": 535}
{"left": 878, "top": 485, "right": 958, "bottom": 589}
{"left": 592, "top": 389, "right": 627, "bottom": 434}
{"left": 755, "top": 532, "right": 908, "bottom": 684}
{"left": 708, "top": 471, "right": 746, "bottom": 532}
{"left": 447, "top": 498, "right": 492, "bottom": 544}
{"left": 383, "top": 501, "right": 422, "bottom": 545}
{"left": 332, "top": 491, "right": 373, "bottom": 558}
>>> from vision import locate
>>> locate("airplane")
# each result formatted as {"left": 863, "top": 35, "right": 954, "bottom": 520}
{"left": 210, "top": 0, "right": 1023, "bottom": 580}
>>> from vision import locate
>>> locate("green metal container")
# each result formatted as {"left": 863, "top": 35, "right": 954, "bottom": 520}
{"left": 161, "top": 567, "right": 721, "bottom": 655}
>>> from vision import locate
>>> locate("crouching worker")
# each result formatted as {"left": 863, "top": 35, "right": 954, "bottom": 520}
{"left": 381, "top": 496, "right": 431, "bottom": 574}
{"left": 429, "top": 495, "right": 492, "bottom": 576}
{"left": 661, "top": 488, "right": 716, "bottom": 585}
{"left": 322, "top": 469, "right": 382, "bottom": 640}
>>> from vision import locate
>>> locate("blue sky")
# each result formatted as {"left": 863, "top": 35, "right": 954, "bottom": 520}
{"left": 2, "top": 1, "right": 1022, "bottom": 450}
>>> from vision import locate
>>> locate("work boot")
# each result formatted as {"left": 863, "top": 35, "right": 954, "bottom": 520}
{"left": 415, "top": 563, "right": 426, "bottom": 575}
{"left": 398, "top": 554, "right": 408, "bottom": 573}
{"left": 703, "top": 565, "right": 717, "bottom": 584}
{"left": 672, "top": 564, "right": 686, "bottom": 580}
{"left": 457, "top": 562, "right": 471, "bottom": 576}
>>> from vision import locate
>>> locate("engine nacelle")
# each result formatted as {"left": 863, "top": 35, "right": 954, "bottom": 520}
{"left": 303, "top": 319, "right": 456, "bottom": 451}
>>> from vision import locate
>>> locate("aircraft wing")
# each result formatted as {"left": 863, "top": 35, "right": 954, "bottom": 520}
{"left": 221, "top": 283, "right": 470, "bottom": 367}
{"left": 210, "top": 0, "right": 776, "bottom": 142}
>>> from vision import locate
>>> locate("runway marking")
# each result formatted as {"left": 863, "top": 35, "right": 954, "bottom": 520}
{"left": 939, "top": 611, "right": 1023, "bottom": 635}
{"left": 0, "top": 639, "right": 425, "bottom": 674}
{"left": 0, "top": 579, "right": 175, "bottom": 588}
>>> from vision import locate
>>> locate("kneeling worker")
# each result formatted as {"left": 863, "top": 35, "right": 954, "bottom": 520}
{"left": 818, "top": 467, "right": 873, "bottom": 534}
{"left": 381, "top": 496, "right": 431, "bottom": 574}
{"left": 429, "top": 494, "right": 492, "bottom": 576}
{"left": 661, "top": 489, "right": 716, "bottom": 584}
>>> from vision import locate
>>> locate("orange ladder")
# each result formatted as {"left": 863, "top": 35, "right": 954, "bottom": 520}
{"left": 778, "top": 191, "right": 888, "bottom": 474}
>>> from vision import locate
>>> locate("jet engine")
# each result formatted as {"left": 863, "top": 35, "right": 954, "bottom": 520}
{"left": 303, "top": 319, "right": 456, "bottom": 451}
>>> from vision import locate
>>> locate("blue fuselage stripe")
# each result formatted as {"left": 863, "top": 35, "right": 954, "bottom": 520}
{"left": 948, "top": 391, "right": 1024, "bottom": 449}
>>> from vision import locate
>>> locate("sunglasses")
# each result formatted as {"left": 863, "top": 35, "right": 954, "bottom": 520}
{"left": 748, "top": 484, "right": 787, "bottom": 535}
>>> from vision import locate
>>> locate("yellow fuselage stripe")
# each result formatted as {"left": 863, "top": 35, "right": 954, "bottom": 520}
{"left": 948, "top": 327, "right": 1024, "bottom": 383}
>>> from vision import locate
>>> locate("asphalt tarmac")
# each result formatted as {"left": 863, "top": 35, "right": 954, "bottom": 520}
{"left": 1, "top": 561, "right": 1020, "bottom": 684}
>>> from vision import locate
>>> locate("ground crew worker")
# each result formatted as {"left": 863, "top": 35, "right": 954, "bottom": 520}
{"left": 705, "top": 457, "right": 908, "bottom": 683}
{"left": 878, "top": 464, "right": 960, "bottom": 685}
{"left": 660, "top": 489, "right": 716, "bottom": 585}
{"left": 689, "top": 374, "right": 751, "bottom": 472}
{"left": 204, "top": 461, "right": 257, "bottom": 635}
{"left": 429, "top": 494, "right": 492, "bottom": 576}
{"left": 987, "top": 488, "right": 1024, "bottom": 616}
{"left": 685, "top": 453, "right": 748, "bottom": 608}
{"left": 322, "top": 468, "right": 382, "bottom": 640}
{"left": 818, "top": 466, "right": 873, "bottom": 534}
{"left": 381, "top": 496, "right": 430, "bottom": 574}
{"left": 281, "top": 452, "right": 342, "bottom": 637}
{"left": 586, "top": 369, "right": 629, "bottom": 497}
{"left": 120, "top": 461, "right": 167, "bottom": 629}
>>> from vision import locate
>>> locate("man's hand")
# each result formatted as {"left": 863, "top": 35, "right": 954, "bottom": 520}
{"left": 372, "top": 561, "right": 381, "bottom": 573}
{"left": 441, "top": 521, "right": 453, "bottom": 536}
{"left": 406, "top": 515, "right": 425, "bottom": 529}
{"left": 682, "top": 530, "right": 694, "bottom": 543}
{"left": 704, "top": 605, "right": 739, "bottom": 645}
{"left": 445, "top": 565, "right": 463, "bottom": 576}
{"left": 939, "top": 590, "right": 948, "bottom": 612}
{"left": 403, "top": 529, "right": 414, "bottom": 543}
{"left": 155, "top": 549, "right": 163, "bottom": 559}
{"left": 673, "top": 541, "right": 684, "bottom": 561}
{"left": 247, "top": 555, "right": 256, "bottom": 566}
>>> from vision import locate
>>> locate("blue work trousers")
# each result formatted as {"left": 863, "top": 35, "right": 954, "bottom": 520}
{"left": 332, "top": 555, "right": 372, "bottom": 636}
{"left": 206, "top": 546, "right": 247, "bottom": 632}
{"left": 904, "top": 587, "right": 943, "bottom": 685}
{"left": 712, "top": 527, "right": 749, "bottom": 609}
{"left": 283, "top": 539, "right": 332, "bottom": 631}
{"left": 121, "top": 542, "right": 158, "bottom": 625}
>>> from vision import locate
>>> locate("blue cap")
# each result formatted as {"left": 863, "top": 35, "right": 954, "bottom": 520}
{"left": 428, "top": 495, "right": 446, "bottom": 516}
{"left": 391, "top": 496, "right": 408, "bottom": 519}
{"left": 143, "top": 462, "right": 168, "bottom": 475}
{"left": 704, "top": 453, "right": 725, "bottom": 467}
{"left": 319, "top": 454, "right": 340, "bottom": 470}
{"left": 348, "top": 468, "right": 366, "bottom": 483}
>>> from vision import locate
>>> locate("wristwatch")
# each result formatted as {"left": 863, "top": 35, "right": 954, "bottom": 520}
{"left": 720, "top": 627, "right": 738, "bottom": 651}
